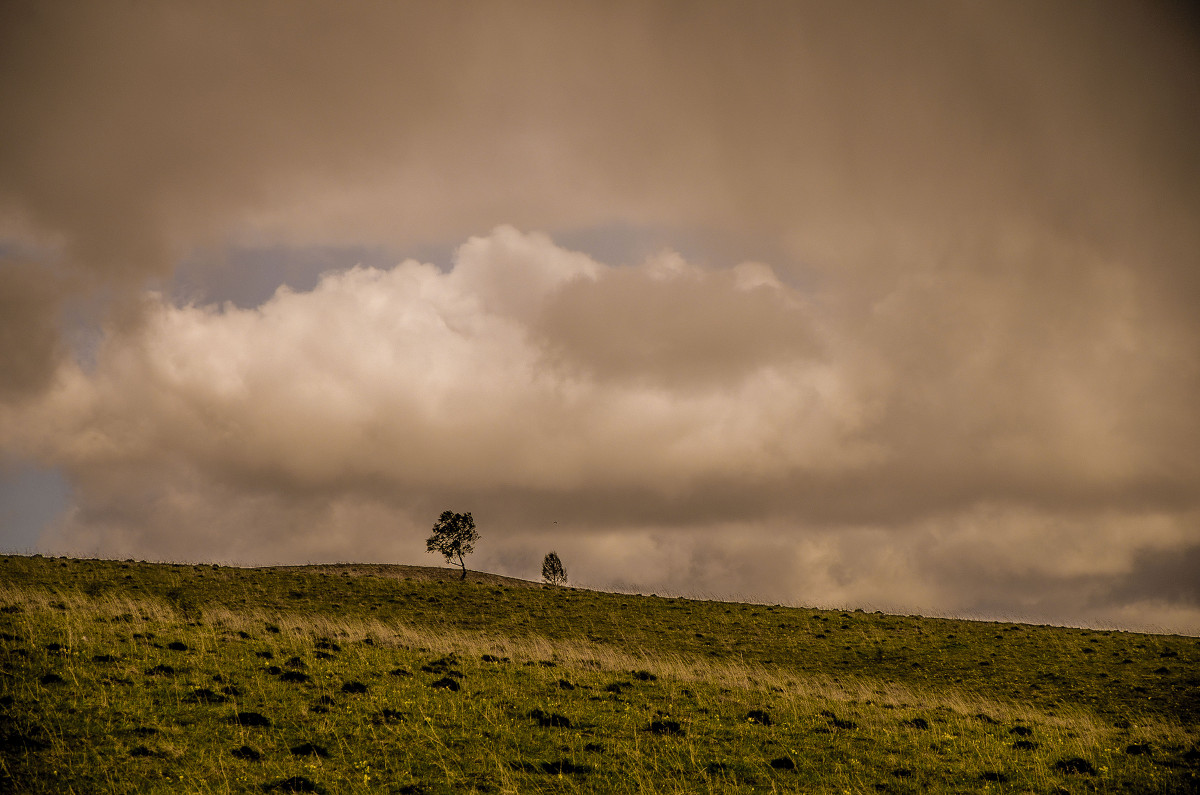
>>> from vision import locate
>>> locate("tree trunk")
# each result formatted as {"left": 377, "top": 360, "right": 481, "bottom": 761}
{"left": 458, "top": 556, "right": 466, "bottom": 579}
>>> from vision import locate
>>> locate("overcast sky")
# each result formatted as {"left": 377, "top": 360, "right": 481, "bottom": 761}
{"left": 2, "top": 1, "right": 1198, "bottom": 634}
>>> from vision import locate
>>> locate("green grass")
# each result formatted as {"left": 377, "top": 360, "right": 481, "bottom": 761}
{"left": 1, "top": 554, "right": 1197, "bottom": 793}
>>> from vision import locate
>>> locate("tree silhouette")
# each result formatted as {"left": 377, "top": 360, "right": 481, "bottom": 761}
{"left": 426, "top": 511, "right": 479, "bottom": 580}
{"left": 541, "top": 551, "right": 567, "bottom": 586}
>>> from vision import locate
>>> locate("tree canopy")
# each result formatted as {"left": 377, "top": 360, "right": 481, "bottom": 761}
{"left": 426, "top": 510, "right": 479, "bottom": 579}
{"left": 541, "top": 551, "right": 567, "bottom": 586}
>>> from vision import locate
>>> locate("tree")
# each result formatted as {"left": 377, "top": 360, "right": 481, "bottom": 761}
{"left": 541, "top": 551, "right": 567, "bottom": 586}
{"left": 426, "top": 510, "right": 479, "bottom": 580}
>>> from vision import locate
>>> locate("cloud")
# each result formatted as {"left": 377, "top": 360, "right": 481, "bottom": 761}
{"left": 537, "top": 255, "right": 819, "bottom": 388}
{"left": 3, "top": 225, "right": 1197, "bottom": 632}
{"left": 0, "top": 261, "right": 65, "bottom": 400}
{"left": 1, "top": 3, "right": 1198, "bottom": 631}
{"left": 7, "top": 228, "right": 854, "bottom": 500}
{"left": 4, "top": 3, "right": 1197, "bottom": 364}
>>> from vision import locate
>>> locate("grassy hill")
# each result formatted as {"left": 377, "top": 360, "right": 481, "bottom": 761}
{"left": 1, "top": 554, "right": 1197, "bottom": 793}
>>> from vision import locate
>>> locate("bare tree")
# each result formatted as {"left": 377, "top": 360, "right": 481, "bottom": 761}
{"left": 541, "top": 551, "right": 567, "bottom": 586}
{"left": 426, "top": 510, "right": 479, "bottom": 580}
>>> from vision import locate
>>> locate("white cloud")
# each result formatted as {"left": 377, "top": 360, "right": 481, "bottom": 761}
{"left": 4, "top": 226, "right": 1196, "bottom": 635}
{"left": 7, "top": 227, "right": 850, "bottom": 500}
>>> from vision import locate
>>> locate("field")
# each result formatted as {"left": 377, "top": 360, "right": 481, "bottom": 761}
{"left": 1, "top": 554, "right": 1197, "bottom": 793}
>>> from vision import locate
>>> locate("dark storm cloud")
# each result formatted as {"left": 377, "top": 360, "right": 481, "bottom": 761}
{"left": 1, "top": 2, "right": 1198, "bottom": 631}
{"left": 4, "top": 2, "right": 1193, "bottom": 276}
{"left": 1110, "top": 545, "right": 1200, "bottom": 607}
{"left": 0, "top": 2, "right": 454, "bottom": 275}
{"left": 0, "top": 260, "right": 65, "bottom": 400}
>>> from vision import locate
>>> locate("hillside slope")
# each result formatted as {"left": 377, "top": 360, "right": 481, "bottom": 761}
{"left": 1, "top": 554, "right": 1197, "bottom": 793}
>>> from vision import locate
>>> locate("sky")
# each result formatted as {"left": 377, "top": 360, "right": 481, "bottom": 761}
{"left": 1, "top": 1, "right": 1198, "bottom": 634}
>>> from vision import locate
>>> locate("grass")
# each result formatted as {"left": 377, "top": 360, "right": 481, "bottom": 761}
{"left": 1, "top": 554, "right": 1197, "bottom": 793}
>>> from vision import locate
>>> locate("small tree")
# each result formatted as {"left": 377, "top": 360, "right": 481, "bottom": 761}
{"left": 426, "top": 510, "right": 479, "bottom": 580}
{"left": 541, "top": 551, "right": 567, "bottom": 586}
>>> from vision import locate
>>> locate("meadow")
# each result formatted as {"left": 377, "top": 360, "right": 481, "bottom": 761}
{"left": 0, "top": 553, "right": 1196, "bottom": 793}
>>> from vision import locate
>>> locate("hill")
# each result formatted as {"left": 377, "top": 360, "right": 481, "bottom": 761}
{"left": 1, "top": 554, "right": 1197, "bottom": 793}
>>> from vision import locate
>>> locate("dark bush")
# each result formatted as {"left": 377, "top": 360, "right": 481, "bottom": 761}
{"left": 823, "top": 713, "right": 856, "bottom": 730}
{"left": 262, "top": 776, "right": 322, "bottom": 793}
{"left": 422, "top": 655, "right": 460, "bottom": 674}
{"left": 231, "top": 745, "right": 261, "bottom": 761}
{"left": 1053, "top": 757, "right": 1096, "bottom": 775}
{"left": 230, "top": 712, "right": 271, "bottom": 727}
{"left": 529, "top": 709, "right": 572, "bottom": 728}
{"left": 647, "top": 719, "right": 683, "bottom": 736}
{"left": 186, "top": 688, "right": 227, "bottom": 703}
